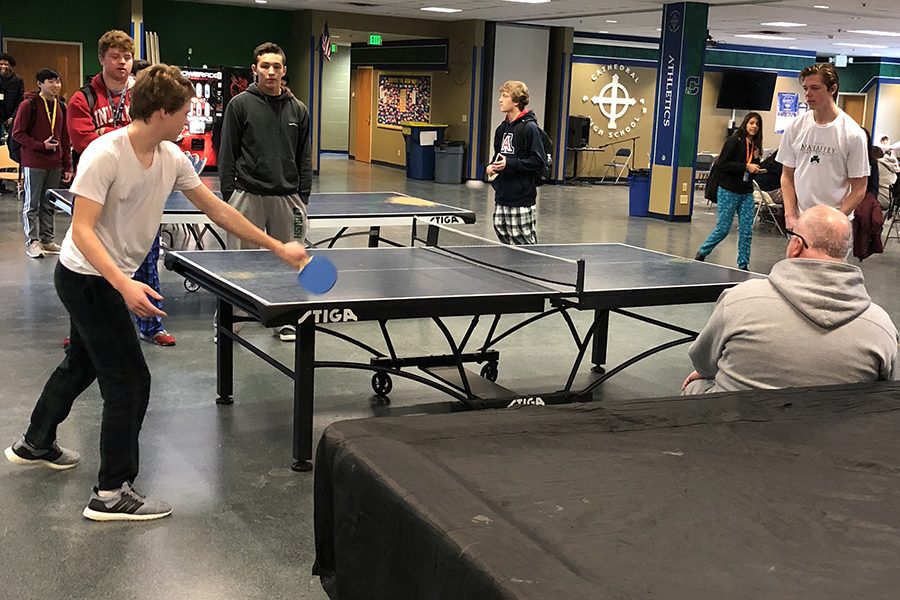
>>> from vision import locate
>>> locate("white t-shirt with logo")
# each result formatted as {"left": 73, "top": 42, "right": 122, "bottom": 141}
{"left": 60, "top": 127, "right": 202, "bottom": 277}
{"left": 777, "top": 109, "right": 870, "bottom": 213}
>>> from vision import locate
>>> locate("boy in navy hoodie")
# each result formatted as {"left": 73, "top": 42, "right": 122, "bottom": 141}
{"left": 485, "top": 80, "right": 545, "bottom": 245}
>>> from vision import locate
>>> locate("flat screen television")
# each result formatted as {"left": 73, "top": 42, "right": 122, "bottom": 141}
{"left": 716, "top": 69, "right": 778, "bottom": 110}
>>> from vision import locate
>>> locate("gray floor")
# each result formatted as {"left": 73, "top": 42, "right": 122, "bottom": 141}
{"left": 1, "top": 156, "right": 899, "bottom": 599}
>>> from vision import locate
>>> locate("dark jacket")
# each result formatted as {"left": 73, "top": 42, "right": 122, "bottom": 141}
{"left": 852, "top": 191, "right": 884, "bottom": 261}
{"left": 218, "top": 83, "right": 312, "bottom": 203}
{"left": 11, "top": 91, "right": 72, "bottom": 171}
{"left": 716, "top": 133, "right": 760, "bottom": 195}
{"left": 490, "top": 109, "right": 545, "bottom": 207}
{"left": 0, "top": 71, "right": 25, "bottom": 123}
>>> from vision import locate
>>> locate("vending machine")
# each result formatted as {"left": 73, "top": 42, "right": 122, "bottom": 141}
{"left": 178, "top": 67, "right": 223, "bottom": 168}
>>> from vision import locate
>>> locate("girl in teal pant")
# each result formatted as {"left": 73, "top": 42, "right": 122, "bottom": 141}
{"left": 695, "top": 112, "right": 764, "bottom": 270}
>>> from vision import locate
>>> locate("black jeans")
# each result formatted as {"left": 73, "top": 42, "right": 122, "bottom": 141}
{"left": 26, "top": 263, "right": 151, "bottom": 490}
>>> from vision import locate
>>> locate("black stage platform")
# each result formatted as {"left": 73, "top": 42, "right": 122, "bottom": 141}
{"left": 314, "top": 381, "right": 900, "bottom": 599}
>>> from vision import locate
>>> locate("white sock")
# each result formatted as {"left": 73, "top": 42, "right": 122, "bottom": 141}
{"left": 97, "top": 489, "right": 118, "bottom": 499}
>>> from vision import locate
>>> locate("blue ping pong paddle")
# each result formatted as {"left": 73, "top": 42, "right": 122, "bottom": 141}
{"left": 298, "top": 255, "right": 338, "bottom": 294}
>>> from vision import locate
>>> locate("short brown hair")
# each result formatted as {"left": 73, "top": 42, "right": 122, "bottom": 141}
{"left": 253, "top": 42, "right": 286, "bottom": 65}
{"left": 800, "top": 63, "right": 839, "bottom": 101}
{"left": 98, "top": 30, "right": 135, "bottom": 59}
{"left": 500, "top": 80, "right": 529, "bottom": 110}
{"left": 130, "top": 64, "right": 194, "bottom": 122}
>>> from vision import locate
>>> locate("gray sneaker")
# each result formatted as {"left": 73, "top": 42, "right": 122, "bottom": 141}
{"left": 25, "top": 241, "right": 44, "bottom": 259}
{"left": 5, "top": 435, "right": 80, "bottom": 470}
{"left": 82, "top": 481, "right": 173, "bottom": 522}
{"left": 40, "top": 241, "right": 62, "bottom": 254}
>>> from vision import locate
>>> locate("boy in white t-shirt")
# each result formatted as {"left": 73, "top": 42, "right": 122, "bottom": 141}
{"left": 777, "top": 63, "right": 870, "bottom": 231}
{"left": 4, "top": 64, "right": 308, "bottom": 522}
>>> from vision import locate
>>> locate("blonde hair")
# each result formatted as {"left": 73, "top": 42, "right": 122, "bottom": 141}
{"left": 500, "top": 80, "right": 529, "bottom": 110}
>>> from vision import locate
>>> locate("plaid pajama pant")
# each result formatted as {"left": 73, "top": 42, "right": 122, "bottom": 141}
{"left": 131, "top": 233, "right": 164, "bottom": 337}
{"left": 493, "top": 204, "right": 537, "bottom": 245}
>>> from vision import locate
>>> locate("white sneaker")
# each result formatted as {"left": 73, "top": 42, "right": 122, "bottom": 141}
{"left": 275, "top": 325, "right": 296, "bottom": 342}
{"left": 25, "top": 241, "right": 44, "bottom": 259}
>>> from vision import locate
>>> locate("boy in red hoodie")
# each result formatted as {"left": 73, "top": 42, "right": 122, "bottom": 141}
{"left": 12, "top": 68, "right": 73, "bottom": 258}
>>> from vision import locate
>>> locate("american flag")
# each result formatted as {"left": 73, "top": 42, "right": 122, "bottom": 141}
{"left": 321, "top": 22, "right": 332, "bottom": 62}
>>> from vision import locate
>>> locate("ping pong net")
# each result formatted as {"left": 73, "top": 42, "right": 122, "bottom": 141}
{"left": 411, "top": 219, "right": 585, "bottom": 294}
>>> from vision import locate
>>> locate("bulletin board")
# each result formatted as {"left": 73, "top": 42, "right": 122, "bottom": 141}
{"left": 377, "top": 75, "right": 431, "bottom": 129}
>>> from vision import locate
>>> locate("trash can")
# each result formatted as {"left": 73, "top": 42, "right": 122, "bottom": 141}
{"left": 434, "top": 141, "right": 466, "bottom": 184}
{"left": 400, "top": 122, "right": 448, "bottom": 181}
{"left": 628, "top": 169, "right": 651, "bottom": 217}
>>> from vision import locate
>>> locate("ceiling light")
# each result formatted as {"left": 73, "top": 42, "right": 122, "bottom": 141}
{"left": 502, "top": 0, "right": 551, "bottom": 3}
{"left": 813, "top": 5, "right": 829, "bottom": 8}
{"left": 254, "top": 0, "right": 267, "bottom": 4}
{"left": 734, "top": 34, "right": 797, "bottom": 40}
{"left": 847, "top": 29, "right": 900, "bottom": 37}
{"left": 788, "top": 46, "right": 799, "bottom": 49}
{"left": 606, "top": 20, "right": 617, "bottom": 23}
{"left": 834, "top": 42, "right": 887, "bottom": 48}
{"left": 761, "top": 22, "right": 806, "bottom": 27}
{"left": 598, "top": 30, "right": 608, "bottom": 34}
{"left": 421, "top": 6, "right": 462, "bottom": 12}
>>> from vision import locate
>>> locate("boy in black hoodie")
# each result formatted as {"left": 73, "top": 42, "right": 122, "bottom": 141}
{"left": 485, "top": 80, "right": 545, "bottom": 245}
{"left": 219, "top": 41, "right": 312, "bottom": 341}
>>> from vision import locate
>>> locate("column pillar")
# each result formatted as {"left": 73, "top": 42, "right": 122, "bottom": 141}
{"left": 648, "top": 2, "right": 708, "bottom": 221}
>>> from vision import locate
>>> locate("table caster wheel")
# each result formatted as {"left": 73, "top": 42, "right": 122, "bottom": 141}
{"left": 371, "top": 372, "right": 393, "bottom": 396}
{"left": 480, "top": 361, "right": 499, "bottom": 382}
{"left": 184, "top": 278, "right": 200, "bottom": 293}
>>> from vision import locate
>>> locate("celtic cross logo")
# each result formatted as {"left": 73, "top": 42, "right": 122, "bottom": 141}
{"left": 591, "top": 74, "right": 637, "bottom": 129}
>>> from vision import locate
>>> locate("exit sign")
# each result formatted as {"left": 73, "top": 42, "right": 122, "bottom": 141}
{"left": 368, "top": 34, "right": 382, "bottom": 46}
{"left": 330, "top": 43, "right": 337, "bottom": 53}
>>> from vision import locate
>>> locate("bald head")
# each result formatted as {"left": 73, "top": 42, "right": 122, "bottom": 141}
{"left": 791, "top": 205, "right": 852, "bottom": 261}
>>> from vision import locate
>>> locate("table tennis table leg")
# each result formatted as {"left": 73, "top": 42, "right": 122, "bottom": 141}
{"left": 216, "top": 299, "right": 234, "bottom": 405}
{"left": 292, "top": 318, "right": 315, "bottom": 472}
{"left": 367, "top": 226, "right": 381, "bottom": 247}
{"left": 590, "top": 310, "right": 609, "bottom": 374}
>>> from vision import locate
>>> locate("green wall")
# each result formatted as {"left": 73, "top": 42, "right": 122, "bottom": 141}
{"left": 143, "top": 0, "right": 296, "bottom": 70}
{"left": 0, "top": 0, "right": 128, "bottom": 77}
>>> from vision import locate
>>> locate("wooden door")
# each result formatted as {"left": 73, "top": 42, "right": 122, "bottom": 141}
{"left": 4, "top": 39, "right": 83, "bottom": 103}
{"left": 354, "top": 67, "right": 373, "bottom": 163}
{"left": 839, "top": 94, "right": 866, "bottom": 127}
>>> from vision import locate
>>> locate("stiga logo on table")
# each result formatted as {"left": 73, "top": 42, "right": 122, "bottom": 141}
{"left": 298, "top": 308, "right": 358, "bottom": 324}
{"left": 581, "top": 64, "right": 648, "bottom": 139}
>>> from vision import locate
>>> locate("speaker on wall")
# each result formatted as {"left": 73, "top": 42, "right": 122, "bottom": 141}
{"left": 567, "top": 115, "right": 590, "bottom": 149}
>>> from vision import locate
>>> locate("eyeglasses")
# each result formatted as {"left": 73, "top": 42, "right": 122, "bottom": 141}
{"left": 785, "top": 228, "right": 809, "bottom": 249}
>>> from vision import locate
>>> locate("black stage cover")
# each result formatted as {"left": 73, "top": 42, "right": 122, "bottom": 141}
{"left": 314, "top": 382, "right": 900, "bottom": 599}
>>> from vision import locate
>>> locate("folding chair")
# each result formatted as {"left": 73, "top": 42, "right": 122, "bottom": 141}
{"left": 752, "top": 180, "right": 785, "bottom": 235}
{"left": 0, "top": 145, "right": 24, "bottom": 199}
{"left": 883, "top": 184, "right": 900, "bottom": 246}
{"left": 600, "top": 147, "right": 631, "bottom": 183}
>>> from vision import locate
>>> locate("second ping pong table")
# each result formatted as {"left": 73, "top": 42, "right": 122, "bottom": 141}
{"left": 48, "top": 184, "right": 476, "bottom": 249}
{"left": 165, "top": 235, "right": 760, "bottom": 471}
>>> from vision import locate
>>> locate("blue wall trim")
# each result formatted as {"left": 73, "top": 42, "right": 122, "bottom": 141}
{"left": 712, "top": 43, "right": 815, "bottom": 58}
{"left": 574, "top": 31, "right": 660, "bottom": 46}
{"left": 468, "top": 45, "right": 477, "bottom": 179}
{"left": 572, "top": 56, "right": 657, "bottom": 68}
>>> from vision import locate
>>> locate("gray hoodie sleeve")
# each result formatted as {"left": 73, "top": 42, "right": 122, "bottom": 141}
{"left": 688, "top": 290, "right": 732, "bottom": 378}
{"left": 218, "top": 99, "right": 243, "bottom": 202}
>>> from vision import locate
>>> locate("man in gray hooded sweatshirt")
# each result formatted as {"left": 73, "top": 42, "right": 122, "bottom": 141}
{"left": 683, "top": 205, "right": 898, "bottom": 394}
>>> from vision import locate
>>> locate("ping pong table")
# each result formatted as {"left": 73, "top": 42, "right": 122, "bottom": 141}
{"left": 165, "top": 235, "right": 760, "bottom": 472}
{"left": 47, "top": 183, "right": 476, "bottom": 249}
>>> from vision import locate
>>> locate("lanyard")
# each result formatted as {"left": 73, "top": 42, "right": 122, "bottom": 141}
{"left": 745, "top": 139, "right": 754, "bottom": 164}
{"left": 42, "top": 96, "right": 57, "bottom": 133}
{"left": 108, "top": 89, "right": 127, "bottom": 127}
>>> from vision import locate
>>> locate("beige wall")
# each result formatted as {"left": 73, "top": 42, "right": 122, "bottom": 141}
{"left": 697, "top": 73, "right": 804, "bottom": 156}
{"left": 321, "top": 50, "right": 351, "bottom": 152}
{"left": 872, "top": 84, "right": 900, "bottom": 140}
{"left": 568, "top": 62, "right": 656, "bottom": 176}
